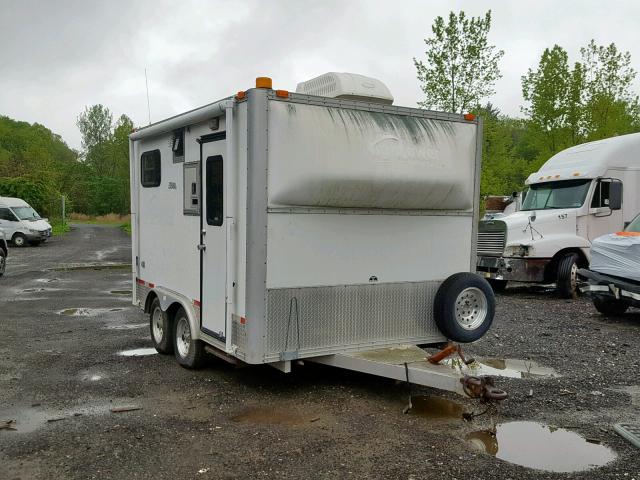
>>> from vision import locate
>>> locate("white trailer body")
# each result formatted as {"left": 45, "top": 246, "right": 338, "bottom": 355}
{"left": 130, "top": 77, "right": 484, "bottom": 374}
{"left": 477, "top": 133, "right": 640, "bottom": 296}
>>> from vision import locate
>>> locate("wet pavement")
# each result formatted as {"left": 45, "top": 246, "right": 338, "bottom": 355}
{"left": 1, "top": 223, "right": 639, "bottom": 479}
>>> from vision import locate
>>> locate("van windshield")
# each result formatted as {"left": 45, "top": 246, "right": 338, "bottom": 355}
{"left": 521, "top": 179, "right": 591, "bottom": 211}
{"left": 12, "top": 206, "right": 41, "bottom": 220}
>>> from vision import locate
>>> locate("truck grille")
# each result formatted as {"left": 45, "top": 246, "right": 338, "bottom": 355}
{"left": 477, "top": 231, "right": 506, "bottom": 256}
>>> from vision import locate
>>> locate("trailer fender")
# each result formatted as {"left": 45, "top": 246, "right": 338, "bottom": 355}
{"left": 153, "top": 287, "right": 201, "bottom": 341}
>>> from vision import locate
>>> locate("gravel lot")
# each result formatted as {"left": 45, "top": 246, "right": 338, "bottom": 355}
{"left": 1, "top": 223, "right": 639, "bottom": 479}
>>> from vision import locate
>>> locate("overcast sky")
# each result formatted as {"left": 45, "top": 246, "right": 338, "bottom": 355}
{"left": 1, "top": 0, "right": 639, "bottom": 150}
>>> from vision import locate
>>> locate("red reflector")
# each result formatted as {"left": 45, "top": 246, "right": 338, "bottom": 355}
{"left": 136, "top": 278, "right": 145, "bottom": 285}
{"left": 194, "top": 300, "right": 201, "bottom": 307}
{"left": 240, "top": 317, "right": 246, "bottom": 325}
{"left": 148, "top": 283, "right": 155, "bottom": 288}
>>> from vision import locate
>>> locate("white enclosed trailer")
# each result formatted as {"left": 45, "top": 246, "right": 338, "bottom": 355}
{"left": 477, "top": 133, "right": 640, "bottom": 297}
{"left": 129, "top": 74, "right": 493, "bottom": 394}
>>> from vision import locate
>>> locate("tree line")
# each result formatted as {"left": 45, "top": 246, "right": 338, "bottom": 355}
{"left": 0, "top": 9, "right": 638, "bottom": 217}
{"left": 414, "top": 10, "right": 639, "bottom": 197}
{"left": 0, "top": 106, "right": 132, "bottom": 218}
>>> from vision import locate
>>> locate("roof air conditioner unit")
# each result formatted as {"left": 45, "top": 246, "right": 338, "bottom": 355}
{"left": 295, "top": 72, "right": 394, "bottom": 105}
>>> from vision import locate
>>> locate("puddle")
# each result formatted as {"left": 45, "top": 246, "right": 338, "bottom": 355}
{"left": 104, "top": 323, "right": 146, "bottom": 331}
{"left": 58, "top": 307, "right": 123, "bottom": 317}
{"left": 466, "top": 421, "right": 616, "bottom": 472}
{"left": 110, "top": 290, "right": 131, "bottom": 296}
{"left": 0, "top": 401, "right": 129, "bottom": 434}
{"left": 0, "top": 407, "right": 50, "bottom": 433}
{"left": 21, "top": 288, "right": 46, "bottom": 293}
{"left": 35, "top": 278, "right": 59, "bottom": 284}
{"left": 117, "top": 348, "right": 157, "bottom": 357}
{"left": 441, "top": 357, "right": 558, "bottom": 379}
{"left": 231, "top": 406, "right": 321, "bottom": 426}
{"left": 408, "top": 395, "right": 464, "bottom": 420}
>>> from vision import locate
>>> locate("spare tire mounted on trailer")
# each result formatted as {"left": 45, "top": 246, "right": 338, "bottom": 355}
{"left": 434, "top": 272, "right": 495, "bottom": 343}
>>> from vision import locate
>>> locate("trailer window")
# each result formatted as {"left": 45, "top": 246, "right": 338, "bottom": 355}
{"left": 172, "top": 128, "right": 184, "bottom": 163}
{"left": 141, "top": 150, "right": 161, "bottom": 187}
{"left": 206, "top": 156, "right": 223, "bottom": 226}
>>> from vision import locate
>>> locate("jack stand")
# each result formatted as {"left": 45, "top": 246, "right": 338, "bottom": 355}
{"left": 427, "top": 342, "right": 475, "bottom": 366}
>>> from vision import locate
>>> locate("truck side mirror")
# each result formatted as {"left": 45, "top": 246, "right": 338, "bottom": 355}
{"left": 609, "top": 181, "right": 623, "bottom": 210}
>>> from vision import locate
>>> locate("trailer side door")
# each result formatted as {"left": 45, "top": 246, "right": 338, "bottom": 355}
{"left": 200, "top": 135, "right": 227, "bottom": 340}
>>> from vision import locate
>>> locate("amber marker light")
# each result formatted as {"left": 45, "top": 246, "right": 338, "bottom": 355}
{"left": 255, "top": 77, "right": 272, "bottom": 89}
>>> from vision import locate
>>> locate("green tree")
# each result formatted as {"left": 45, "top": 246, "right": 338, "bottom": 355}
{"left": 414, "top": 10, "right": 504, "bottom": 113}
{"left": 580, "top": 40, "right": 640, "bottom": 139}
{"left": 521, "top": 45, "right": 584, "bottom": 159}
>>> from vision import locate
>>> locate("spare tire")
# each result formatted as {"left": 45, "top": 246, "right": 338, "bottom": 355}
{"left": 434, "top": 272, "right": 495, "bottom": 343}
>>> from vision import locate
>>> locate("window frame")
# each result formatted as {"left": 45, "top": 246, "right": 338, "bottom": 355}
{"left": 205, "top": 155, "right": 224, "bottom": 227}
{"left": 140, "top": 149, "right": 161, "bottom": 188}
{"left": 183, "top": 162, "right": 200, "bottom": 216}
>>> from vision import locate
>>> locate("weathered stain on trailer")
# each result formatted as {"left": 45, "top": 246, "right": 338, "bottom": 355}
{"left": 322, "top": 107, "right": 457, "bottom": 146}
{"left": 467, "top": 421, "right": 616, "bottom": 472}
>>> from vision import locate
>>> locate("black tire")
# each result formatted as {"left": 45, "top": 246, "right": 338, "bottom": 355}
{"left": 149, "top": 298, "right": 173, "bottom": 354}
{"left": 557, "top": 253, "right": 579, "bottom": 298}
{"left": 434, "top": 272, "right": 495, "bottom": 343}
{"left": 0, "top": 249, "right": 6, "bottom": 277}
{"left": 12, "top": 233, "right": 27, "bottom": 247}
{"left": 173, "top": 307, "right": 206, "bottom": 369}
{"left": 487, "top": 279, "right": 508, "bottom": 293}
{"left": 593, "top": 295, "right": 629, "bottom": 316}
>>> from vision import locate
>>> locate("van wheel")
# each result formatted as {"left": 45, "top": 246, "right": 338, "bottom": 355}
{"left": 557, "top": 253, "right": 579, "bottom": 298}
{"left": 0, "top": 249, "right": 6, "bottom": 276}
{"left": 173, "top": 307, "right": 205, "bottom": 369}
{"left": 593, "top": 296, "right": 629, "bottom": 316}
{"left": 434, "top": 272, "right": 495, "bottom": 343}
{"left": 149, "top": 298, "right": 173, "bottom": 354}
{"left": 487, "top": 279, "right": 508, "bottom": 293}
{"left": 12, "top": 233, "right": 27, "bottom": 247}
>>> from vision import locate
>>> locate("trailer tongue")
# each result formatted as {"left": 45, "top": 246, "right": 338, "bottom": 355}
{"left": 308, "top": 344, "right": 507, "bottom": 401}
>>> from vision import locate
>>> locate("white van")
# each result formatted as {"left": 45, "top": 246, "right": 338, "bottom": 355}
{"left": 0, "top": 197, "right": 52, "bottom": 247}
{"left": 0, "top": 228, "right": 7, "bottom": 276}
{"left": 127, "top": 73, "right": 498, "bottom": 397}
{"left": 477, "top": 133, "right": 640, "bottom": 297}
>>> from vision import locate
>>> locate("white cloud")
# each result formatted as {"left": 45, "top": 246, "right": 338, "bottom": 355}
{"left": 1, "top": 0, "right": 638, "bottom": 149}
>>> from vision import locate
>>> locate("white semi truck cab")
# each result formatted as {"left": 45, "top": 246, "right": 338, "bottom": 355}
{"left": 477, "top": 133, "right": 640, "bottom": 297}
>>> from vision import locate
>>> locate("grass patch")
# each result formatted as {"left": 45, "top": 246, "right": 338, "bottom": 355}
{"left": 68, "top": 213, "right": 131, "bottom": 224}
{"left": 121, "top": 222, "right": 131, "bottom": 235}
{"left": 51, "top": 221, "right": 71, "bottom": 236}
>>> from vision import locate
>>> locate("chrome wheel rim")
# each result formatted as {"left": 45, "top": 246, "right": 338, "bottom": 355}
{"left": 570, "top": 262, "right": 578, "bottom": 292}
{"left": 151, "top": 307, "right": 163, "bottom": 344}
{"left": 455, "top": 287, "right": 488, "bottom": 330}
{"left": 14, "top": 236, "right": 24, "bottom": 246}
{"left": 176, "top": 317, "right": 191, "bottom": 358}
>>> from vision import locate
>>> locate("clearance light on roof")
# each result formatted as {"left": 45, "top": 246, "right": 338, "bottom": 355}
{"left": 463, "top": 113, "right": 476, "bottom": 121}
{"left": 573, "top": 172, "right": 581, "bottom": 176}
{"left": 275, "top": 89, "right": 289, "bottom": 98}
{"left": 235, "top": 91, "right": 246, "bottom": 100}
{"left": 255, "top": 77, "right": 272, "bottom": 89}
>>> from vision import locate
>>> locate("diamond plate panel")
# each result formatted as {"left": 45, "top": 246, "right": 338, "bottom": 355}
{"left": 136, "top": 283, "right": 151, "bottom": 310}
{"left": 265, "top": 281, "right": 443, "bottom": 357}
{"left": 231, "top": 314, "right": 247, "bottom": 355}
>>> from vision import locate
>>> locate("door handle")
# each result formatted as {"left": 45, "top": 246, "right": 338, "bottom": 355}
{"left": 197, "top": 244, "right": 206, "bottom": 251}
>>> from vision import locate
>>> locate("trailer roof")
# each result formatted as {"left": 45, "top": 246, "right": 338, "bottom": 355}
{"left": 130, "top": 89, "right": 475, "bottom": 142}
{"left": 527, "top": 132, "right": 640, "bottom": 184}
